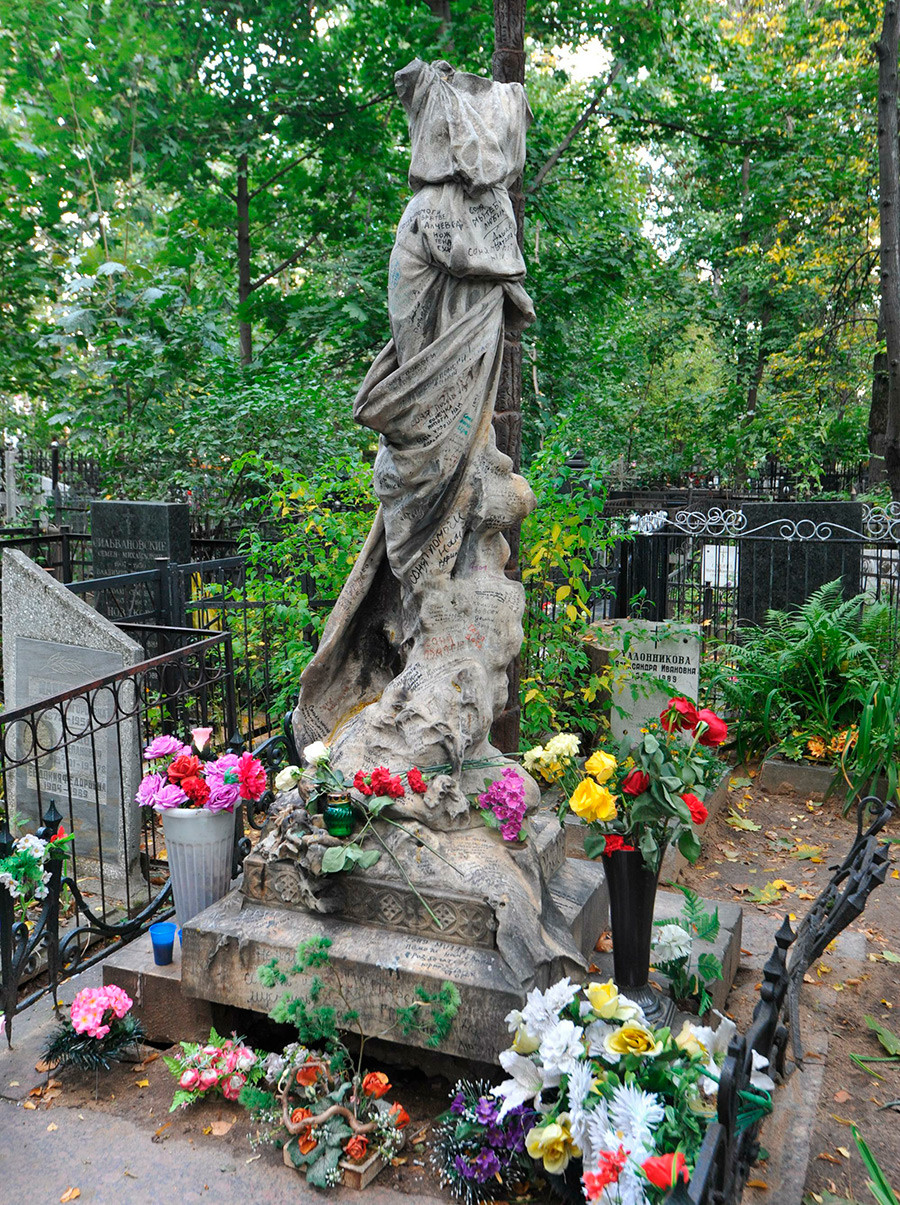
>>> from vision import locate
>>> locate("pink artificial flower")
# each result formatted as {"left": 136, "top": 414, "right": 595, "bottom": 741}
{"left": 236, "top": 752, "right": 267, "bottom": 802}
{"left": 143, "top": 734, "right": 184, "bottom": 761}
{"left": 198, "top": 1068, "right": 219, "bottom": 1092}
{"left": 191, "top": 726, "right": 214, "bottom": 752}
{"left": 179, "top": 1068, "right": 201, "bottom": 1091}
{"left": 222, "top": 1072, "right": 246, "bottom": 1101}
{"left": 152, "top": 783, "right": 189, "bottom": 810}
{"left": 136, "top": 772, "right": 164, "bottom": 808}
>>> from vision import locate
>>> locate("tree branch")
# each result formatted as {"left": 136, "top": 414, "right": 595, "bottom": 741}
{"left": 526, "top": 61, "right": 623, "bottom": 197}
{"left": 249, "top": 235, "right": 320, "bottom": 292}
{"left": 249, "top": 152, "right": 315, "bottom": 201}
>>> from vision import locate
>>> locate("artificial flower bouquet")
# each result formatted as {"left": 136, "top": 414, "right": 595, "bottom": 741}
{"left": 274, "top": 741, "right": 428, "bottom": 817}
{"left": 42, "top": 984, "right": 144, "bottom": 1073}
{"left": 135, "top": 728, "right": 266, "bottom": 813}
{"left": 489, "top": 975, "right": 773, "bottom": 1205}
{"left": 562, "top": 698, "right": 727, "bottom": 873}
{"left": 242, "top": 1043, "right": 409, "bottom": 1190}
{"left": 432, "top": 1078, "right": 538, "bottom": 1203}
{"left": 164, "top": 1027, "right": 265, "bottom": 1109}
{"left": 0, "top": 824, "right": 74, "bottom": 919}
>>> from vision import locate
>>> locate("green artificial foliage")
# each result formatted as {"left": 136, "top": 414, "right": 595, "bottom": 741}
{"left": 42, "top": 1013, "right": 144, "bottom": 1074}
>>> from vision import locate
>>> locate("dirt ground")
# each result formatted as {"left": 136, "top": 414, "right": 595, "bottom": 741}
{"left": 679, "top": 766, "right": 900, "bottom": 1204}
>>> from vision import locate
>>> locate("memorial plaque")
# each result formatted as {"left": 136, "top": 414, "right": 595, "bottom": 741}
{"left": 738, "top": 502, "right": 862, "bottom": 626}
{"left": 2, "top": 550, "right": 143, "bottom": 880}
{"left": 90, "top": 499, "right": 190, "bottom": 575}
{"left": 599, "top": 619, "right": 702, "bottom": 744}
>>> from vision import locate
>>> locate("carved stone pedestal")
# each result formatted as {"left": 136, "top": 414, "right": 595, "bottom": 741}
{"left": 179, "top": 838, "right": 608, "bottom": 1065}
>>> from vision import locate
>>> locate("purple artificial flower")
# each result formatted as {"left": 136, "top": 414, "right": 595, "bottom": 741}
{"left": 135, "top": 772, "right": 164, "bottom": 808}
{"left": 474, "top": 1096, "right": 498, "bottom": 1125}
{"left": 152, "top": 783, "right": 189, "bottom": 810}
{"left": 454, "top": 1155, "right": 476, "bottom": 1181}
{"left": 143, "top": 734, "right": 184, "bottom": 761}
{"left": 485, "top": 1124, "right": 506, "bottom": 1149}
{"left": 477, "top": 768, "right": 527, "bottom": 841}
{"left": 473, "top": 1147, "right": 502, "bottom": 1183}
{"left": 205, "top": 781, "right": 239, "bottom": 813}
{"left": 450, "top": 1091, "right": 466, "bottom": 1116}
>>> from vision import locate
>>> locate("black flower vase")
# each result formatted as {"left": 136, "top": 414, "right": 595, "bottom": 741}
{"left": 604, "top": 849, "right": 675, "bottom": 1028}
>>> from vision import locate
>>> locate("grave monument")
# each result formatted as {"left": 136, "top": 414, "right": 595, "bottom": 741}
{"left": 182, "top": 59, "right": 607, "bottom": 1059}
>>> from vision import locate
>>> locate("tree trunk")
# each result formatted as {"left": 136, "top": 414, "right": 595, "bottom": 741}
{"left": 876, "top": 2, "right": 900, "bottom": 499}
{"left": 236, "top": 152, "right": 253, "bottom": 365}
{"left": 869, "top": 330, "right": 889, "bottom": 487}
{"left": 490, "top": 0, "right": 526, "bottom": 755}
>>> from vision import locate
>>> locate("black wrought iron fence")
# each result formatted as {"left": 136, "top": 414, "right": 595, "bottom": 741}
{"left": 0, "top": 627, "right": 242, "bottom": 1044}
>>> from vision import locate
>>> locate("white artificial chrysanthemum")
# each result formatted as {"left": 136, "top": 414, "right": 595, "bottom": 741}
{"left": 565, "top": 1060, "right": 596, "bottom": 1153}
{"left": 592, "top": 1164, "right": 652, "bottom": 1205}
{"left": 585, "top": 1018, "right": 617, "bottom": 1057}
{"left": 522, "top": 745, "right": 545, "bottom": 771}
{"left": 608, "top": 1083, "right": 665, "bottom": 1145}
{"left": 520, "top": 977, "right": 580, "bottom": 1039}
{"left": 492, "top": 1049, "right": 552, "bottom": 1119}
{"left": 538, "top": 1018, "right": 585, "bottom": 1077}
{"left": 583, "top": 1099, "right": 612, "bottom": 1163}
{"left": 652, "top": 923, "right": 692, "bottom": 964}
{"left": 545, "top": 732, "right": 580, "bottom": 760}
{"left": 694, "top": 1011, "right": 738, "bottom": 1095}
{"left": 750, "top": 1050, "right": 776, "bottom": 1092}
{"left": 302, "top": 740, "right": 329, "bottom": 767}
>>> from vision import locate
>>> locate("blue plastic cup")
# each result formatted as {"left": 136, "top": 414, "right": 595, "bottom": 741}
{"left": 149, "top": 921, "right": 177, "bottom": 966}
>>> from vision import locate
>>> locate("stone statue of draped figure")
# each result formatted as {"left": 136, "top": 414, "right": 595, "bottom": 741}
{"left": 293, "top": 58, "right": 540, "bottom": 829}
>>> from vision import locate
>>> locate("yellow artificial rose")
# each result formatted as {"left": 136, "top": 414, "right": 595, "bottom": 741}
{"left": 511, "top": 1024, "right": 540, "bottom": 1055}
{"left": 585, "top": 980, "right": 641, "bottom": 1022}
{"left": 603, "top": 1022, "right": 663, "bottom": 1060}
{"left": 584, "top": 750, "right": 617, "bottom": 784}
{"left": 674, "top": 1021, "right": 709, "bottom": 1060}
{"left": 569, "top": 778, "right": 618, "bottom": 824}
{"left": 525, "top": 1115, "right": 581, "bottom": 1175}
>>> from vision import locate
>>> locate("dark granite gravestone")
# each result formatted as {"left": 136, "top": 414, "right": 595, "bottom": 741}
{"left": 90, "top": 500, "right": 190, "bottom": 575}
{"left": 737, "top": 502, "right": 863, "bottom": 626}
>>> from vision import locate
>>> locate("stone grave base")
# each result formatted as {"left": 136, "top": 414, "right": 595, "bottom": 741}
{"left": 177, "top": 855, "right": 607, "bottom": 1064}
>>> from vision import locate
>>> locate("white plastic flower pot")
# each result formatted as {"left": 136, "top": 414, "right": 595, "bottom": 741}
{"left": 162, "top": 807, "right": 236, "bottom": 926}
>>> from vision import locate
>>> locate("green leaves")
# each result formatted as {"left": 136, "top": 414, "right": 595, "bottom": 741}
{"left": 320, "top": 844, "right": 381, "bottom": 874}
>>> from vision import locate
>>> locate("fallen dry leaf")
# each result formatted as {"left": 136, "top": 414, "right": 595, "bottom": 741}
{"left": 746, "top": 1179, "right": 768, "bottom": 1189}
{"left": 209, "top": 1119, "right": 234, "bottom": 1137}
{"left": 60, "top": 1190, "right": 80, "bottom": 1203}
{"left": 829, "top": 1115, "right": 857, "bottom": 1126}
{"left": 140, "top": 1052, "right": 160, "bottom": 1067}
{"left": 47, "top": 1123, "right": 58, "bottom": 1132}
{"left": 154, "top": 1122, "right": 172, "bottom": 1138}
{"left": 833, "top": 1090, "right": 852, "bottom": 1104}
{"left": 836, "top": 1146, "right": 851, "bottom": 1159}
{"left": 817, "top": 1152, "right": 841, "bottom": 1164}
{"left": 594, "top": 931, "right": 613, "bottom": 953}
{"left": 391, "top": 1157, "right": 407, "bottom": 1167}
{"left": 35, "top": 1058, "right": 59, "bottom": 1074}
{"left": 134, "top": 1079, "right": 149, "bottom": 1089}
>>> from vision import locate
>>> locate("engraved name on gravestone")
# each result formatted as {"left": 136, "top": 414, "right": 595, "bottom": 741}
{"left": 600, "top": 619, "right": 702, "bottom": 744}
{"left": 2, "top": 550, "right": 143, "bottom": 878}
{"left": 90, "top": 500, "right": 191, "bottom": 576}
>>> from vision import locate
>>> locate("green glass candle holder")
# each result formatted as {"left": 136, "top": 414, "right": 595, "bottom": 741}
{"left": 322, "top": 798, "right": 355, "bottom": 838}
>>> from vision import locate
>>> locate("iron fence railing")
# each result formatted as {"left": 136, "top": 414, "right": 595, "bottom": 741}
{"left": 0, "top": 627, "right": 243, "bottom": 1044}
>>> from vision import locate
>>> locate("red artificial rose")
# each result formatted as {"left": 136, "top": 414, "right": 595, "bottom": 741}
{"left": 344, "top": 1134, "right": 368, "bottom": 1162}
{"left": 361, "top": 1071, "right": 391, "bottom": 1098}
{"left": 290, "top": 1107, "right": 318, "bottom": 1154}
{"left": 602, "top": 834, "right": 636, "bottom": 855}
{"left": 389, "top": 1102, "right": 410, "bottom": 1129}
{"left": 681, "top": 792, "right": 708, "bottom": 825}
{"left": 168, "top": 754, "right": 202, "bottom": 783}
{"left": 693, "top": 708, "right": 728, "bottom": 747}
{"left": 353, "top": 770, "right": 373, "bottom": 796}
{"left": 181, "top": 775, "right": 211, "bottom": 807}
{"left": 641, "top": 1152, "right": 689, "bottom": 1189}
{"left": 295, "top": 1061, "right": 320, "bottom": 1086}
{"left": 621, "top": 769, "right": 650, "bottom": 796}
{"left": 369, "top": 766, "right": 393, "bottom": 795}
{"left": 237, "top": 752, "right": 267, "bottom": 801}
{"left": 660, "top": 697, "right": 699, "bottom": 733}
{"left": 49, "top": 822, "right": 67, "bottom": 843}
{"left": 407, "top": 767, "right": 427, "bottom": 795}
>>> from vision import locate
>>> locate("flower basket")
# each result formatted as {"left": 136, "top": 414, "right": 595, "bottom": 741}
{"left": 282, "top": 1138, "right": 397, "bottom": 1190}
{"left": 162, "top": 806, "right": 235, "bottom": 926}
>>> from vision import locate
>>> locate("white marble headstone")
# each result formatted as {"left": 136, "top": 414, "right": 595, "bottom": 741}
{"left": 597, "top": 618, "right": 702, "bottom": 745}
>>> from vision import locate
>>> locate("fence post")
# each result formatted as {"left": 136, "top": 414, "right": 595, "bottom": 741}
{"left": 50, "top": 440, "right": 61, "bottom": 525}
{"left": 60, "top": 525, "right": 72, "bottom": 584}
{"left": 0, "top": 829, "right": 16, "bottom": 1047}
{"left": 4, "top": 443, "right": 17, "bottom": 522}
{"left": 37, "top": 802, "right": 63, "bottom": 1010}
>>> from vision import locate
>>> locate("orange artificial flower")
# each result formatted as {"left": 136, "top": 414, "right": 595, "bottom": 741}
{"left": 296, "top": 1062, "right": 320, "bottom": 1086}
{"left": 389, "top": 1102, "right": 410, "bottom": 1129}
{"left": 361, "top": 1071, "right": 391, "bottom": 1098}
{"left": 290, "top": 1106, "right": 318, "bottom": 1154}
{"left": 344, "top": 1134, "right": 369, "bottom": 1162}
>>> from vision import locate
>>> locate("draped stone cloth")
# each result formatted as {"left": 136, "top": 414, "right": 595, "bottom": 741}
{"left": 292, "top": 60, "right": 582, "bottom": 984}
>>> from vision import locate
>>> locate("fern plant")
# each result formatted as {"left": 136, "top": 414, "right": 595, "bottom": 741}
{"left": 651, "top": 885, "right": 723, "bottom": 1015}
